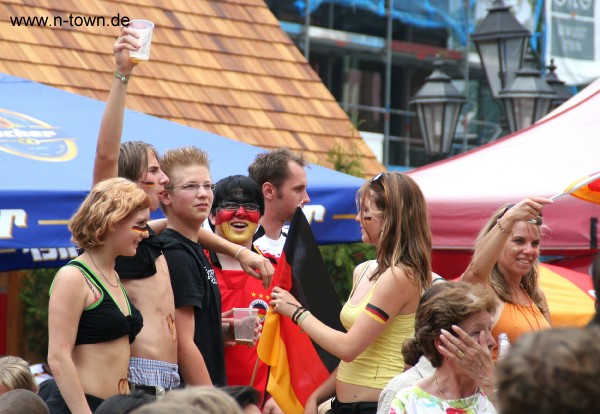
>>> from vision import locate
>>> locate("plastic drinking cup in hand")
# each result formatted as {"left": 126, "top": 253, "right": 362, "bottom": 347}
{"left": 233, "top": 308, "right": 258, "bottom": 345}
{"left": 128, "top": 20, "right": 154, "bottom": 63}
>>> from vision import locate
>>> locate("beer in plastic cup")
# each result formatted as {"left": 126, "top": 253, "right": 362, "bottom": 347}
{"left": 128, "top": 20, "right": 154, "bottom": 63}
{"left": 233, "top": 308, "right": 258, "bottom": 345}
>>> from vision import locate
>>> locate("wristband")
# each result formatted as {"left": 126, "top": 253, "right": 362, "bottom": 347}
{"left": 234, "top": 246, "right": 247, "bottom": 260}
{"left": 114, "top": 70, "right": 130, "bottom": 85}
{"left": 297, "top": 310, "right": 311, "bottom": 326}
{"left": 291, "top": 306, "right": 305, "bottom": 324}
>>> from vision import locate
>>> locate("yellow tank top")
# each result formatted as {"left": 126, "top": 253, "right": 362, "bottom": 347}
{"left": 336, "top": 261, "right": 416, "bottom": 389}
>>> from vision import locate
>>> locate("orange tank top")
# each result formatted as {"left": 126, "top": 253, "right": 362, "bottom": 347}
{"left": 491, "top": 294, "right": 550, "bottom": 359}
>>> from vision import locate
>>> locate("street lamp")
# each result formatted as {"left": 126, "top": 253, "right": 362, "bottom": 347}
{"left": 471, "top": 0, "right": 530, "bottom": 99}
{"left": 410, "top": 57, "right": 466, "bottom": 155}
{"left": 499, "top": 62, "right": 557, "bottom": 133}
{"left": 545, "top": 58, "right": 574, "bottom": 112}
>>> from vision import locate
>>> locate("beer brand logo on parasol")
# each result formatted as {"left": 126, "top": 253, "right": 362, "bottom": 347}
{"left": 0, "top": 109, "right": 77, "bottom": 162}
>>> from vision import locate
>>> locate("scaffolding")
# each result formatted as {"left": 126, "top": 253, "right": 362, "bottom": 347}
{"left": 273, "top": 0, "right": 536, "bottom": 167}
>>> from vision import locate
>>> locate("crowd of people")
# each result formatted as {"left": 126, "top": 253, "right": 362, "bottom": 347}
{"left": 2, "top": 26, "right": 600, "bottom": 414}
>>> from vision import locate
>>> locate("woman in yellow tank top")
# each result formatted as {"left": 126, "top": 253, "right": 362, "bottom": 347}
{"left": 460, "top": 197, "right": 554, "bottom": 355}
{"left": 270, "top": 172, "right": 432, "bottom": 414}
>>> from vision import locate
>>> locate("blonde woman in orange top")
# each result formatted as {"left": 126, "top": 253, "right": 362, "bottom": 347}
{"left": 460, "top": 197, "right": 553, "bottom": 354}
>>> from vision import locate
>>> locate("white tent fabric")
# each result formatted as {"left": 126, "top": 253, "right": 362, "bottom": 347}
{"left": 409, "top": 78, "right": 600, "bottom": 277}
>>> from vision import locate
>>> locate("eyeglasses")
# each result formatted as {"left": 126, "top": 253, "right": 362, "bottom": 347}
{"left": 219, "top": 202, "right": 260, "bottom": 212}
{"left": 370, "top": 172, "right": 385, "bottom": 184}
{"left": 165, "top": 183, "right": 215, "bottom": 193}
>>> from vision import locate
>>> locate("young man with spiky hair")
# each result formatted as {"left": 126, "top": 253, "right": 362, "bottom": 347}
{"left": 94, "top": 28, "right": 273, "bottom": 395}
{"left": 158, "top": 146, "right": 226, "bottom": 387}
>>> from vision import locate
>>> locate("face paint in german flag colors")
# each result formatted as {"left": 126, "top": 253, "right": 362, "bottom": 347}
{"left": 364, "top": 303, "right": 389, "bottom": 324}
{"left": 215, "top": 206, "right": 260, "bottom": 245}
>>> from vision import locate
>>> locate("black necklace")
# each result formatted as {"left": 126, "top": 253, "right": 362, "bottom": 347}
{"left": 88, "top": 253, "right": 120, "bottom": 288}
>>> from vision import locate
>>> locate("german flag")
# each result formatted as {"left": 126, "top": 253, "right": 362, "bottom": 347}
{"left": 552, "top": 171, "right": 600, "bottom": 204}
{"left": 257, "top": 207, "right": 342, "bottom": 413}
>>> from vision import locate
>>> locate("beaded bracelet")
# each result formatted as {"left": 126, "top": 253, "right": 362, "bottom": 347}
{"left": 496, "top": 219, "right": 510, "bottom": 234}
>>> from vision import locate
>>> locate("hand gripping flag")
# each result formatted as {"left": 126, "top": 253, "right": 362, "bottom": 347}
{"left": 257, "top": 208, "right": 343, "bottom": 414}
{"left": 550, "top": 171, "right": 600, "bottom": 205}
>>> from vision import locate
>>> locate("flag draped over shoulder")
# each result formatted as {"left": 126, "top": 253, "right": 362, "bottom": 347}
{"left": 257, "top": 208, "right": 343, "bottom": 414}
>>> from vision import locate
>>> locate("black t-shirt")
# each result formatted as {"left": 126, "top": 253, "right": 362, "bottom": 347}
{"left": 116, "top": 226, "right": 164, "bottom": 279}
{"left": 159, "top": 228, "right": 226, "bottom": 386}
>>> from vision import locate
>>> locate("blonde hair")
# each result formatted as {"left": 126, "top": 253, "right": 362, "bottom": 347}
{"left": 69, "top": 178, "right": 150, "bottom": 249}
{"left": 0, "top": 356, "right": 37, "bottom": 393}
{"left": 158, "top": 386, "right": 242, "bottom": 414}
{"left": 160, "top": 146, "right": 210, "bottom": 184}
{"left": 475, "top": 205, "right": 546, "bottom": 313}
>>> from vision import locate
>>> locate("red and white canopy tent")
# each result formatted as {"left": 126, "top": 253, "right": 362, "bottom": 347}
{"left": 408, "top": 78, "right": 600, "bottom": 327}
{"left": 409, "top": 78, "right": 600, "bottom": 279}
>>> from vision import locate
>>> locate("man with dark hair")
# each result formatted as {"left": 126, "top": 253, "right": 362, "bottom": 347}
{"left": 248, "top": 148, "right": 310, "bottom": 258}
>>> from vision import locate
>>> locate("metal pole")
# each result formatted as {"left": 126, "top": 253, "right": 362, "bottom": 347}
{"left": 383, "top": 0, "right": 393, "bottom": 167}
{"left": 462, "top": 0, "right": 470, "bottom": 153}
{"left": 304, "top": 0, "right": 311, "bottom": 60}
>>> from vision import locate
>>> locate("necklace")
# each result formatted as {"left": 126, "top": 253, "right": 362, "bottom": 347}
{"left": 433, "top": 371, "right": 480, "bottom": 412}
{"left": 510, "top": 286, "right": 542, "bottom": 332}
{"left": 88, "top": 252, "right": 120, "bottom": 288}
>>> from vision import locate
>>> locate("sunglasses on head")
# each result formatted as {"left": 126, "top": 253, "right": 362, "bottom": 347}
{"left": 498, "top": 204, "right": 515, "bottom": 219}
{"left": 499, "top": 203, "right": 543, "bottom": 224}
{"left": 370, "top": 172, "right": 385, "bottom": 185}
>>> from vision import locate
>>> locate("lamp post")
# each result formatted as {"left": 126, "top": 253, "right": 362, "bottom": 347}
{"left": 410, "top": 57, "right": 466, "bottom": 155}
{"left": 471, "top": 0, "right": 530, "bottom": 99}
{"left": 499, "top": 62, "right": 557, "bottom": 133}
{"left": 545, "top": 58, "right": 574, "bottom": 112}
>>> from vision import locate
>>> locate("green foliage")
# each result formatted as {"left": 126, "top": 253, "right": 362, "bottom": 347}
{"left": 327, "top": 140, "right": 364, "bottom": 179}
{"left": 321, "top": 139, "right": 375, "bottom": 303}
{"left": 19, "top": 268, "right": 55, "bottom": 360}
{"left": 320, "top": 243, "right": 376, "bottom": 303}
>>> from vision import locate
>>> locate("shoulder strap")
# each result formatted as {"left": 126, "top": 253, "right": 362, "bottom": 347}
{"left": 68, "top": 260, "right": 101, "bottom": 284}
{"left": 66, "top": 260, "right": 102, "bottom": 303}
{"left": 349, "top": 260, "right": 375, "bottom": 297}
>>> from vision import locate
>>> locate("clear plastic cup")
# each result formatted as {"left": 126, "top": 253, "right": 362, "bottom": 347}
{"left": 128, "top": 20, "right": 154, "bottom": 63}
{"left": 233, "top": 308, "right": 258, "bottom": 345}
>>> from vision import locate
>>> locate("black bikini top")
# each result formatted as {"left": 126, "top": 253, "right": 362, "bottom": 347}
{"left": 67, "top": 260, "right": 143, "bottom": 345}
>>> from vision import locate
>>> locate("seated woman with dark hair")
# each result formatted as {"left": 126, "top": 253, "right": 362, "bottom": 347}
{"left": 389, "top": 282, "right": 498, "bottom": 413}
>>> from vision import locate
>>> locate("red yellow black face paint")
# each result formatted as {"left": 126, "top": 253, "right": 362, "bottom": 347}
{"left": 131, "top": 225, "right": 150, "bottom": 238}
{"left": 365, "top": 303, "right": 389, "bottom": 324}
{"left": 215, "top": 207, "right": 260, "bottom": 244}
